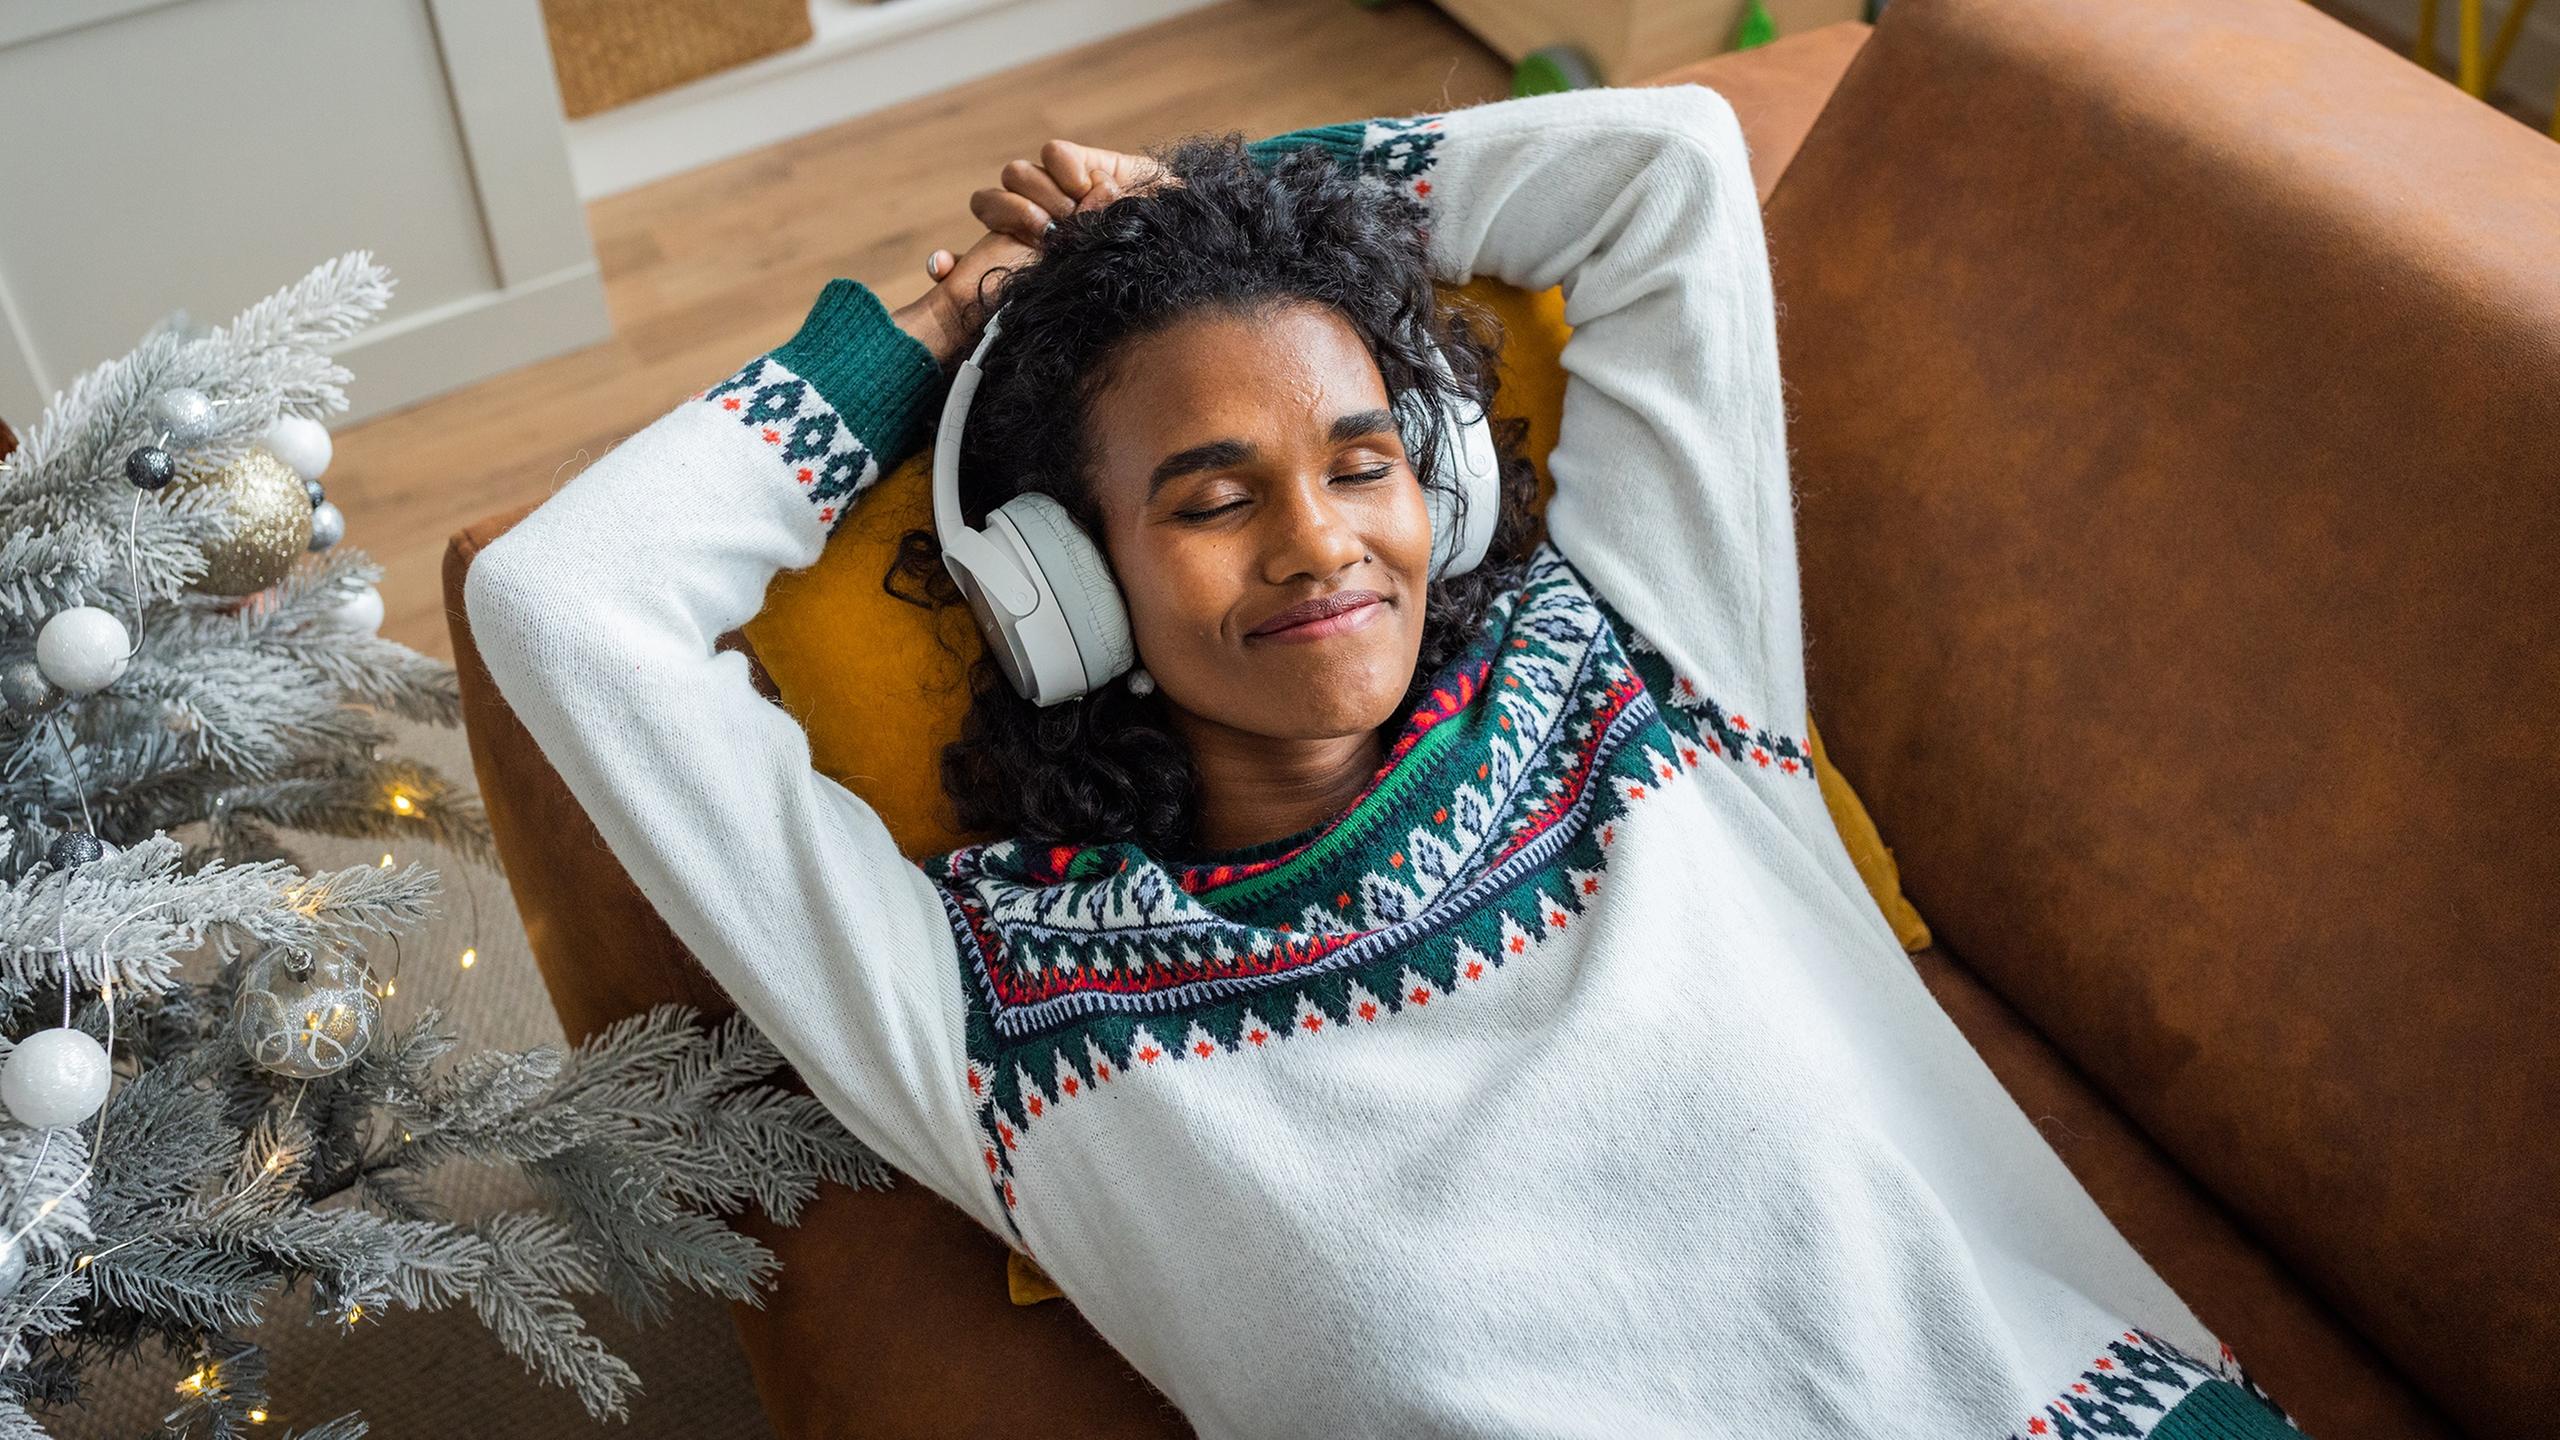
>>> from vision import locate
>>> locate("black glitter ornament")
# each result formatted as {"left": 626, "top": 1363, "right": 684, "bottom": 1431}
{"left": 124, "top": 446, "right": 176, "bottom": 491}
{"left": 45, "top": 832, "right": 104, "bottom": 870}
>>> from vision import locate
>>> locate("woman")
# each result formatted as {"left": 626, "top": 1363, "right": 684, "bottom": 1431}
{"left": 467, "top": 85, "right": 2302, "bottom": 1439}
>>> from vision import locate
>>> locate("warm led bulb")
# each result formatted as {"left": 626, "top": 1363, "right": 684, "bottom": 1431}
{"left": 389, "top": 793, "right": 414, "bottom": 815}
{"left": 378, "top": 853, "right": 392, "bottom": 868}
{"left": 248, "top": 1409, "right": 268, "bottom": 1424}
{"left": 459, "top": 947, "right": 477, "bottom": 969}
{"left": 380, "top": 979, "right": 396, "bottom": 997}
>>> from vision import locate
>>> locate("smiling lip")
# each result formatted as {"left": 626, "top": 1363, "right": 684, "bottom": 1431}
{"left": 1247, "top": 590, "right": 1387, "bottom": 642}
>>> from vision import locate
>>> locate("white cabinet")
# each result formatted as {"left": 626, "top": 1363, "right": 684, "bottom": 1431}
{"left": 0, "top": 0, "right": 608, "bottom": 427}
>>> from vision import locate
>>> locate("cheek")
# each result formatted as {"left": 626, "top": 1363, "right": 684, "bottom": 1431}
{"left": 1360, "top": 474, "right": 1439, "bottom": 587}
{"left": 1116, "top": 537, "right": 1243, "bottom": 651}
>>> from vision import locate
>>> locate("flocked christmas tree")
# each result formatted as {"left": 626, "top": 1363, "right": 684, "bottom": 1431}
{"left": 0, "top": 253, "right": 881, "bottom": 1437}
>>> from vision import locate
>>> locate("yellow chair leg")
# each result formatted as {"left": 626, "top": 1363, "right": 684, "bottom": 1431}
{"left": 2459, "top": 0, "right": 2483, "bottom": 95}
{"left": 2486, "top": 0, "right": 2541, "bottom": 86}
{"left": 2415, "top": 0, "right": 2440, "bottom": 72}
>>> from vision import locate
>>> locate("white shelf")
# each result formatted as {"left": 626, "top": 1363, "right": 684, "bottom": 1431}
{"left": 565, "top": 0, "right": 1222, "bottom": 200}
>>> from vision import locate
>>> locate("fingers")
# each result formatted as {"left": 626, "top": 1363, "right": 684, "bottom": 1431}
{"left": 1002, "top": 156, "right": 1079, "bottom": 222}
{"left": 1038, "top": 138, "right": 1103, "bottom": 197}
{"left": 1074, "top": 175, "right": 1123, "bottom": 214}
{"left": 970, "top": 184, "right": 1055, "bottom": 248}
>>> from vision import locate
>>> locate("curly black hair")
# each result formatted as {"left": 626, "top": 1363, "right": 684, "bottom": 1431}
{"left": 884, "top": 130, "right": 1544, "bottom": 853}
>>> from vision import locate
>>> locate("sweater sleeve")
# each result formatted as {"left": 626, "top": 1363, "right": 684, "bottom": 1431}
{"left": 461, "top": 279, "right": 1013, "bottom": 1240}
{"left": 1248, "top": 86, "right": 1810, "bottom": 745}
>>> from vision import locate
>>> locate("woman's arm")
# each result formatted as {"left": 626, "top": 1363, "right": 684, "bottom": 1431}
{"left": 1249, "top": 86, "right": 1811, "bottom": 750}
{"left": 463, "top": 281, "right": 1009, "bottom": 1237}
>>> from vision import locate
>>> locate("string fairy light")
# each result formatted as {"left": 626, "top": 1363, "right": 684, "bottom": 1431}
{"left": 2, "top": 608, "right": 490, "bottom": 1398}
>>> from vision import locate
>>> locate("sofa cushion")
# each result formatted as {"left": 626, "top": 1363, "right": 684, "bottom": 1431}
{"left": 1910, "top": 945, "right": 2454, "bottom": 1440}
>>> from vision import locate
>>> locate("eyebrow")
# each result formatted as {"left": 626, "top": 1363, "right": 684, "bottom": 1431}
{"left": 1145, "top": 408, "right": 1400, "bottom": 498}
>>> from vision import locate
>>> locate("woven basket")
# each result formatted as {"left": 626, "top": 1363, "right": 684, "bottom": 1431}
{"left": 542, "top": 0, "right": 819, "bottom": 118}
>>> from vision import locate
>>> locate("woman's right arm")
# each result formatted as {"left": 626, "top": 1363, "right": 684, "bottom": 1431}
{"left": 1245, "top": 87, "right": 1814, "bottom": 771}
{"left": 463, "top": 280, "right": 1018, "bottom": 1240}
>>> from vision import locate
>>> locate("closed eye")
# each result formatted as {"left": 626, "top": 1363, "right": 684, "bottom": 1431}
{"left": 1173, "top": 466, "right": 1398, "bottom": 522}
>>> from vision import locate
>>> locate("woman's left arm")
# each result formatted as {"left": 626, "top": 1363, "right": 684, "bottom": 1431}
{"left": 1249, "top": 86, "right": 1810, "bottom": 745}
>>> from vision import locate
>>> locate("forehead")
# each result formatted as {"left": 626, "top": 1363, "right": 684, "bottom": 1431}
{"left": 1087, "top": 303, "right": 1391, "bottom": 466}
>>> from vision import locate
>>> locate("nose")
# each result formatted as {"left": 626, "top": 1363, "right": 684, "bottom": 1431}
{"left": 1259, "top": 471, "right": 1369, "bottom": 585}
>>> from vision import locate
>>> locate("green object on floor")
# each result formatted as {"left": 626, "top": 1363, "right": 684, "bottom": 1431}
{"left": 1735, "top": 0, "right": 1777, "bottom": 49}
{"left": 1513, "top": 44, "right": 1600, "bottom": 96}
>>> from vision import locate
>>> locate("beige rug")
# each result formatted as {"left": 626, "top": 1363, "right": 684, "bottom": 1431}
{"left": 76, "top": 715, "right": 775, "bottom": 1440}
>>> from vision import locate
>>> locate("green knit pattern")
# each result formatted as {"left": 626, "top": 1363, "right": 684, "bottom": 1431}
{"left": 765, "top": 277, "right": 944, "bottom": 466}
{"left": 2015, "top": 1328, "right": 2304, "bottom": 1439}
{"left": 924, "top": 544, "right": 1818, "bottom": 1233}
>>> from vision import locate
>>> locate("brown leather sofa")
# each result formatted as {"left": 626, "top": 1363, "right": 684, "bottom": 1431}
{"left": 444, "top": 2, "right": 2558, "bottom": 1435}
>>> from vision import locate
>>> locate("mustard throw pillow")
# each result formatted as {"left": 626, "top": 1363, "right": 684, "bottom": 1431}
{"left": 739, "top": 280, "right": 1931, "bottom": 1308}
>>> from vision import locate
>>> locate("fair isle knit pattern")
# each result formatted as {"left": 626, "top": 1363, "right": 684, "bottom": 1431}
{"left": 2019, "top": 1330, "right": 2298, "bottom": 1440}
{"left": 690, "top": 356, "right": 879, "bottom": 534}
{"left": 924, "top": 544, "right": 1816, "bottom": 1230}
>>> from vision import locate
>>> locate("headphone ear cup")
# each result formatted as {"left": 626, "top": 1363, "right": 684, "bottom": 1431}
{"left": 1439, "top": 404, "right": 1502, "bottom": 579}
{"left": 1403, "top": 330, "right": 1505, "bottom": 582}
{"left": 1408, "top": 395, "right": 1502, "bottom": 581}
{"left": 990, "top": 491, "right": 1134, "bottom": 695}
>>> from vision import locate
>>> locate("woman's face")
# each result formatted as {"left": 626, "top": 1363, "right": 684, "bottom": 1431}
{"left": 1084, "top": 301, "right": 1434, "bottom": 742}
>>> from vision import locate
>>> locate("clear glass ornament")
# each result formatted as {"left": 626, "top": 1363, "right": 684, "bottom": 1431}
{"left": 232, "top": 947, "right": 379, "bottom": 1078}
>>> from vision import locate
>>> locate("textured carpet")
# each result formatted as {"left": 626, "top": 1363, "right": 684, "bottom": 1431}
{"left": 75, "top": 715, "right": 776, "bottom": 1439}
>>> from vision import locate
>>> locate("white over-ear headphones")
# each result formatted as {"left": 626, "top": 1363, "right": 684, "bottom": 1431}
{"left": 932, "top": 303, "right": 1503, "bottom": 707}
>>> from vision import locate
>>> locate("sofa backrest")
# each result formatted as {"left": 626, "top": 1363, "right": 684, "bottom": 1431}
{"left": 1760, "top": 1, "right": 2560, "bottom": 1432}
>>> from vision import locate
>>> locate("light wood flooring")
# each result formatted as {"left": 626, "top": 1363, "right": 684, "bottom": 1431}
{"left": 340, "top": 0, "right": 1511, "bottom": 662}
{"left": 339, "top": 0, "right": 2545, "bottom": 667}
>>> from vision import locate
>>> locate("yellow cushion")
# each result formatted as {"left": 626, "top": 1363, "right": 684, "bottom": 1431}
{"left": 740, "top": 279, "right": 1931, "bottom": 1308}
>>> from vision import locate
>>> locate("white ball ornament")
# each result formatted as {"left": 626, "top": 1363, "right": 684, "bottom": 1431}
{"left": 2, "top": 1027, "right": 111, "bottom": 1129}
{"left": 262, "top": 413, "right": 333, "bottom": 480}
{"left": 35, "top": 607, "right": 130, "bottom": 695}
{"left": 327, "top": 583, "right": 384, "bottom": 635}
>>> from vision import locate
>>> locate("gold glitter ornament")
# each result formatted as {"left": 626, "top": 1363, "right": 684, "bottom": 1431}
{"left": 166, "top": 446, "right": 313, "bottom": 595}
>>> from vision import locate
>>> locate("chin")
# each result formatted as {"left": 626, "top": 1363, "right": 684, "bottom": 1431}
{"left": 1248, "top": 646, "right": 1416, "bottom": 735}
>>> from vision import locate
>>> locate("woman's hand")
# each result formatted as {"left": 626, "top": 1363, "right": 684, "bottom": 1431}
{"left": 891, "top": 226, "right": 1035, "bottom": 366}
{"left": 895, "top": 141, "right": 1173, "bottom": 365}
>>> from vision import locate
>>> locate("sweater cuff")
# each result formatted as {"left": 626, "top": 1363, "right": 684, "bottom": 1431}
{"left": 1245, "top": 122, "right": 1369, "bottom": 175}
{"left": 767, "top": 278, "right": 945, "bottom": 467}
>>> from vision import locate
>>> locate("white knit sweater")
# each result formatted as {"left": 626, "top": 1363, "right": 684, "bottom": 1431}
{"left": 465, "top": 84, "right": 2303, "bottom": 1440}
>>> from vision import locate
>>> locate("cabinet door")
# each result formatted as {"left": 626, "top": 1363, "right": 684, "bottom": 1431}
{"left": 0, "top": 0, "right": 608, "bottom": 426}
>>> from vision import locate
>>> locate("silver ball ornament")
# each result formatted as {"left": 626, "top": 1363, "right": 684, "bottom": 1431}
{"left": 1, "top": 1027, "right": 112, "bottom": 1129}
{"left": 307, "top": 500, "right": 346, "bottom": 552}
{"left": 151, "top": 387, "right": 219, "bottom": 444}
{"left": 261, "top": 413, "right": 333, "bottom": 481}
{"left": 35, "top": 606, "right": 130, "bottom": 694}
{"left": 232, "top": 947, "right": 378, "bottom": 1078}
{"left": 0, "top": 661, "right": 58, "bottom": 715}
{"left": 44, "top": 832, "right": 104, "bottom": 870}
{"left": 124, "top": 445, "right": 176, "bottom": 491}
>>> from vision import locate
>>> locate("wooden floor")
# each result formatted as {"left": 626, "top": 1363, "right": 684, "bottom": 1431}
{"left": 342, "top": 0, "right": 2545, "bottom": 665}
{"left": 342, "top": 0, "right": 1510, "bottom": 662}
